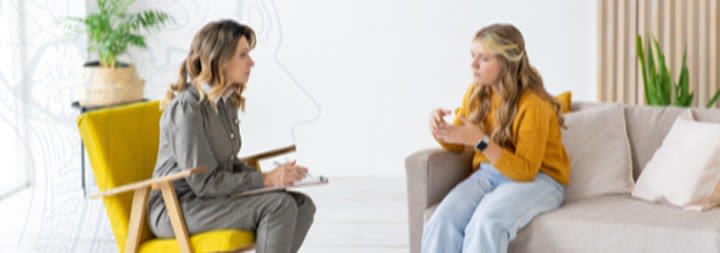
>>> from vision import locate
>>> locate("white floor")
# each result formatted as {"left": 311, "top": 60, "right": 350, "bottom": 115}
{"left": 0, "top": 177, "right": 409, "bottom": 253}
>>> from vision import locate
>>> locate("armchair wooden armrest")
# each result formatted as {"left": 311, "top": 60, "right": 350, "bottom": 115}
{"left": 89, "top": 166, "right": 207, "bottom": 199}
{"left": 239, "top": 145, "right": 297, "bottom": 169}
{"left": 90, "top": 166, "right": 207, "bottom": 253}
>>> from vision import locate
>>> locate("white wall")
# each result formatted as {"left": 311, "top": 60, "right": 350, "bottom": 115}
{"left": 0, "top": 1, "right": 107, "bottom": 251}
{"left": 130, "top": 0, "right": 597, "bottom": 177}
{"left": 0, "top": 0, "right": 599, "bottom": 196}
{"left": 278, "top": 0, "right": 597, "bottom": 178}
{"left": 0, "top": 0, "right": 28, "bottom": 195}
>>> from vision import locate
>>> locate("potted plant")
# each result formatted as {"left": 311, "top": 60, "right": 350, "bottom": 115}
{"left": 637, "top": 34, "right": 720, "bottom": 108}
{"left": 65, "top": 0, "right": 170, "bottom": 106}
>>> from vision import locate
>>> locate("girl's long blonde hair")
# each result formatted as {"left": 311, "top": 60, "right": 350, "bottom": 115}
{"left": 161, "top": 19, "right": 256, "bottom": 110}
{"left": 468, "top": 23, "right": 564, "bottom": 149}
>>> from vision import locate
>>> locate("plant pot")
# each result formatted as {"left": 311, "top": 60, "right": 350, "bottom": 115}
{"left": 77, "top": 61, "right": 145, "bottom": 106}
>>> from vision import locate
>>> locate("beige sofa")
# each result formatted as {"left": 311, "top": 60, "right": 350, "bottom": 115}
{"left": 405, "top": 102, "right": 720, "bottom": 253}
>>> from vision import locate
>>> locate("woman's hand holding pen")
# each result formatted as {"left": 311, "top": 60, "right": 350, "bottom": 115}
{"left": 262, "top": 160, "right": 309, "bottom": 187}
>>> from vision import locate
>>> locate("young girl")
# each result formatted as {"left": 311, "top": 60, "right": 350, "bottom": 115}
{"left": 423, "top": 23, "right": 570, "bottom": 253}
{"left": 148, "top": 20, "right": 315, "bottom": 253}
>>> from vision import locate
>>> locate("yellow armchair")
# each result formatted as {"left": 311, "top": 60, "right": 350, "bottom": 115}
{"left": 77, "top": 100, "right": 294, "bottom": 253}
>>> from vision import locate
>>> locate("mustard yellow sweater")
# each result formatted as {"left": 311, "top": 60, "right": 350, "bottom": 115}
{"left": 439, "top": 84, "right": 570, "bottom": 185}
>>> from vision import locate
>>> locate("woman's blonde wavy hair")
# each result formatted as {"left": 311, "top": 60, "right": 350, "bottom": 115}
{"left": 468, "top": 23, "right": 564, "bottom": 149}
{"left": 161, "top": 19, "right": 256, "bottom": 110}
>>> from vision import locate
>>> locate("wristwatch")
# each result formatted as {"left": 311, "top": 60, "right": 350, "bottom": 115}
{"left": 475, "top": 135, "right": 490, "bottom": 151}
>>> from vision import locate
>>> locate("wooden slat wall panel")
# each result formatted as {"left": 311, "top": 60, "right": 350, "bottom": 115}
{"left": 637, "top": 0, "right": 647, "bottom": 104}
{"left": 617, "top": 0, "right": 627, "bottom": 102}
{"left": 688, "top": 0, "right": 698, "bottom": 106}
{"left": 662, "top": 0, "right": 672, "bottom": 74}
{"left": 598, "top": 0, "right": 606, "bottom": 102}
{"left": 608, "top": 0, "right": 617, "bottom": 102}
{"left": 598, "top": 0, "right": 719, "bottom": 107}
{"left": 629, "top": 0, "right": 639, "bottom": 104}
{"left": 674, "top": 1, "right": 684, "bottom": 83}
{"left": 712, "top": 0, "right": 719, "bottom": 107}
{"left": 695, "top": 0, "right": 712, "bottom": 105}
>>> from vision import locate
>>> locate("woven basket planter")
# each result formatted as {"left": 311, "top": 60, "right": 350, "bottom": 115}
{"left": 77, "top": 62, "right": 144, "bottom": 106}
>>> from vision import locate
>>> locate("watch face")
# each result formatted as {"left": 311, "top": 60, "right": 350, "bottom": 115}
{"left": 475, "top": 140, "right": 488, "bottom": 151}
{"left": 475, "top": 136, "right": 490, "bottom": 151}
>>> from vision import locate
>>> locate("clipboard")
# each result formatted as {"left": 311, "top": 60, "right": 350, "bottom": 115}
{"left": 231, "top": 174, "right": 329, "bottom": 197}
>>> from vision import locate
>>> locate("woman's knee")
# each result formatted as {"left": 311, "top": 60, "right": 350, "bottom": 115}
{"left": 431, "top": 195, "right": 475, "bottom": 223}
{"left": 261, "top": 192, "right": 299, "bottom": 217}
{"left": 426, "top": 203, "right": 467, "bottom": 230}
{"left": 467, "top": 207, "right": 514, "bottom": 234}
{"left": 293, "top": 193, "right": 316, "bottom": 219}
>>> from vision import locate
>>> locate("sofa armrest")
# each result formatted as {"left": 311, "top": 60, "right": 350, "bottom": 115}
{"left": 405, "top": 148, "right": 472, "bottom": 253}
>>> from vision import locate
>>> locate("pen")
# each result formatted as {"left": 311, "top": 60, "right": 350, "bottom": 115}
{"left": 274, "top": 160, "right": 308, "bottom": 178}
{"left": 272, "top": 161, "right": 323, "bottom": 180}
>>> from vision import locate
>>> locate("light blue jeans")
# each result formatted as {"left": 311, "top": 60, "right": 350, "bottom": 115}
{"left": 422, "top": 163, "right": 564, "bottom": 253}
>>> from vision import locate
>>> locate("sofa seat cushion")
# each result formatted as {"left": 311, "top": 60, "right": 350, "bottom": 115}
{"left": 509, "top": 196, "right": 720, "bottom": 253}
{"left": 425, "top": 196, "right": 720, "bottom": 252}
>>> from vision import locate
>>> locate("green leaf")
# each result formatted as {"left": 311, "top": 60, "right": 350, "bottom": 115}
{"left": 636, "top": 35, "right": 651, "bottom": 103}
{"left": 646, "top": 35, "right": 659, "bottom": 104}
{"left": 61, "top": 0, "right": 170, "bottom": 67}
{"left": 125, "top": 33, "right": 146, "bottom": 48}
{"left": 653, "top": 37, "right": 673, "bottom": 105}
{"left": 676, "top": 48, "right": 693, "bottom": 107}
{"left": 652, "top": 37, "right": 671, "bottom": 105}
{"left": 707, "top": 89, "right": 720, "bottom": 108}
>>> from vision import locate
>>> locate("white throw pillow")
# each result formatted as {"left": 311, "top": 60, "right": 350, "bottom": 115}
{"left": 631, "top": 110, "right": 720, "bottom": 211}
{"left": 563, "top": 104, "right": 634, "bottom": 201}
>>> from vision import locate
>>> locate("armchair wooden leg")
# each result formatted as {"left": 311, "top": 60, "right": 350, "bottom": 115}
{"left": 159, "top": 181, "right": 193, "bottom": 253}
{"left": 125, "top": 186, "right": 150, "bottom": 253}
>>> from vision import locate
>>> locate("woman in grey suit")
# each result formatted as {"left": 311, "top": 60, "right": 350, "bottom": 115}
{"left": 148, "top": 19, "right": 315, "bottom": 253}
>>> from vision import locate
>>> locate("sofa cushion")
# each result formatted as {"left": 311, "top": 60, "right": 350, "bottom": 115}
{"left": 562, "top": 104, "right": 634, "bottom": 201}
{"left": 555, "top": 91, "right": 572, "bottom": 113}
{"left": 623, "top": 105, "right": 720, "bottom": 179}
{"left": 632, "top": 110, "right": 720, "bottom": 211}
{"left": 623, "top": 105, "right": 689, "bottom": 179}
{"left": 508, "top": 195, "right": 720, "bottom": 253}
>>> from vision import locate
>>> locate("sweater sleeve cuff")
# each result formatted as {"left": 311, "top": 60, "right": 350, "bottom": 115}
{"left": 491, "top": 149, "right": 511, "bottom": 174}
{"left": 246, "top": 171, "right": 265, "bottom": 190}
{"left": 436, "top": 139, "right": 465, "bottom": 153}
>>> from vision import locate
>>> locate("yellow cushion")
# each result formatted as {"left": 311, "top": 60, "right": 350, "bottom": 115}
{"left": 139, "top": 229, "right": 254, "bottom": 253}
{"left": 76, "top": 100, "right": 254, "bottom": 253}
{"left": 555, "top": 91, "right": 572, "bottom": 113}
